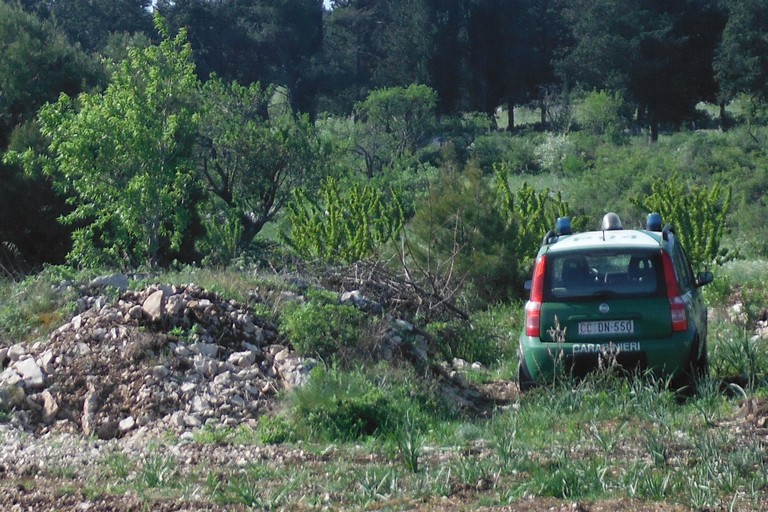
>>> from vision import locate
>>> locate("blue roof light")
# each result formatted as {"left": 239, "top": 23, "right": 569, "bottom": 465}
{"left": 647, "top": 212, "right": 663, "bottom": 231}
{"left": 555, "top": 217, "right": 572, "bottom": 236}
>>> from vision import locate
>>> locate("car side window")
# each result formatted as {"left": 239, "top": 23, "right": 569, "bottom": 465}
{"left": 671, "top": 239, "right": 694, "bottom": 293}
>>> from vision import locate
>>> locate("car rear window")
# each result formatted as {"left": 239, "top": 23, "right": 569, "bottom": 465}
{"left": 545, "top": 250, "right": 665, "bottom": 300}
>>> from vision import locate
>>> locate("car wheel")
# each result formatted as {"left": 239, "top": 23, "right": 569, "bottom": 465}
{"left": 674, "top": 336, "right": 705, "bottom": 395}
{"left": 518, "top": 357, "right": 536, "bottom": 392}
{"left": 693, "top": 339, "right": 709, "bottom": 379}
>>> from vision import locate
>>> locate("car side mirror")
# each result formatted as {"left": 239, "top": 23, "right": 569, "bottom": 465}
{"left": 696, "top": 271, "right": 714, "bottom": 287}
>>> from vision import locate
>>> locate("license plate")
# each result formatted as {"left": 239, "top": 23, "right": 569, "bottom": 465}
{"left": 578, "top": 320, "right": 634, "bottom": 335}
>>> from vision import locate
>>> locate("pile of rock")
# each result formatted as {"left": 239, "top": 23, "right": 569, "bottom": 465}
{"left": 0, "top": 283, "right": 317, "bottom": 438}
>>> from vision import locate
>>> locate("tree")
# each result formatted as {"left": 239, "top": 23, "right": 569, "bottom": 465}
{"left": 557, "top": 0, "right": 726, "bottom": 141}
{"left": 715, "top": 0, "right": 768, "bottom": 102}
{"left": 0, "top": 2, "right": 102, "bottom": 269}
{"left": 282, "top": 176, "right": 404, "bottom": 264}
{"left": 352, "top": 85, "right": 438, "bottom": 178}
{"left": 10, "top": 15, "right": 203, "bottom": 269}
{"left": 630, "top": 174, "right": 733, "bottom": 271}
{"left": 19, "top": 0, "right": 154, "bottom": 52}
{"left": 197, "top": 76, "right": 326, "bottom": 254}
{"left": 0, "top": 1, "right": 102, "bottom": 148}
{"left": 159, "top": 0, "right": 324, "bottom": 115}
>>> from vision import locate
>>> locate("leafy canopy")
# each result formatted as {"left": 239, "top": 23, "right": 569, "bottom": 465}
{"left": 13, "top": 14, "right": 202, "bottom": 269}
{"left": 630, "top": 174, "right": 733, "bottom": 271}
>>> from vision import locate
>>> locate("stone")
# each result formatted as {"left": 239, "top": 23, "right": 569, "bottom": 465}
{"left": 15, "top": 358, "right": 45, "bottom": 389}
{"left": 37, "top": 350, "right": 55, "bottom": 375}
{"left": 0, "top": 368, "right": 21, "bottom": 386}
{"left": 165, "top": 294, "right": 186, "bottom": 317}
{"left": 7, "top": 343, "right": 27, "bottom": 362}
{"left": 184, "top": 414, "right": 202, "bottom": 428}
{"left": 118, "top": 416, "right": 136, "bottom": 433}
{"left": 151, "top": 365, "right": 170, "bottom": 379}
{"left": 191, "top": 342, "right": 218, "bottom": 358}
{"left": 90, "top": 273, "right": 130, "bottom": 291}
{"left": 41, "top": 390, "right": 59, "bottom": 423}
{"left": 228, "top": 351, "right": 256, "bottom": 367}
{"left": 142, "top": 290, "right": 165, "bottom": 322}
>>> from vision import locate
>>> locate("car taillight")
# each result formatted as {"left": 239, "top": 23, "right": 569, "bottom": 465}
{"left": 525, "top": 256, "right": 547, "bottom": 337}
{"left": 662, "top": 252, "right": 688, "bottom": 332}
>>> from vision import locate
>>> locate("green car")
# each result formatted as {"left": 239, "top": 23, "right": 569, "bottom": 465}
{"left": 518, "top": 213, "right": 713, "bottom": 390}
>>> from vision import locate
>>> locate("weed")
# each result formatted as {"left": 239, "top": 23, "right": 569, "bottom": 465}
{"left": 139, "top": 453, "right": 176, "bottom": 489}
{"left": 256, "top": 414, "right": 295, "bottom": 444}
{"left": 634, "top": 467, "right": 677, "bottom": 500}
{"left": 358, "top": 467, "right": 401, "bottom": 503}
{"left": 394, "top": 411, "right": 424, "bottom": 473}
{"left": 642, "top": 428, "right": 669, "bottom": 468}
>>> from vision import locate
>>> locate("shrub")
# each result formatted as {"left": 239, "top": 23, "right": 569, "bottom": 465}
{"left": 278, "top": 291, "right": 366, "bottom": 361}
{"left": 288, "top": 365, "right": 433, "bottom": 442}
{"left": 630, "top": 174, "right": 733, "bottom": 271}
{"left": 405, "top": 163, "right": 576, "bottom": 307}
{"left": 577, "top": 89, "right": 628, "bottom": 144}
{"left": 427, "top": 303, "right": 520, "bottom": 367}
{"left": 256, "top": 414, "right": 295, "bottom": 444}
{"left": 534, "top": 133, "right": 577, "bottom": 174}
{"left": 282, "top": 177, "right": 404, "bottom": 264}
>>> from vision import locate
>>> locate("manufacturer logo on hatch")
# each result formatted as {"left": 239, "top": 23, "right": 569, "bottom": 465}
{"left": 599, "top": 303, "right": 610, "bottom": 314}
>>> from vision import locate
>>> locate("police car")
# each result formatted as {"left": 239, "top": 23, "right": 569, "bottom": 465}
{"left": 518, "top": 213, "right": 713, "bottom": 390}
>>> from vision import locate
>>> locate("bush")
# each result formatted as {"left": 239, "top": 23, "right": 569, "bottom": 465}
{"left": 288, "top": 365, "right": 435, "bottom": 442}
{"left": 630, "top": 174, "right": 733, "bottom": 271}
{"left": 282, "top": 177, "right": 404, "bottom": 265}
{"left": 426, "top": 303, "right": 520, "bottom": 367}
{"left": 256, "top": 414, "right": 295, "bottom": 444}
{"left": 577, "top": 90, "right": 628, "bottom": 144}
{"left": 405, "top": 163, "right": 576, "bottom": 308}
{"left": 278, "top": 291, "right": 366, "bottom": 361}
{"left": 468, "top": 132, "right": 538, "bottom": 174}
{"left": 534, "top": 133, "right": 577, "bottom": 174}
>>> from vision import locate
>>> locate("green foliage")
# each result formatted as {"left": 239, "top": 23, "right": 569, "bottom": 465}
{"left": 282, "top": 177, "right": 404, "bottom": 264}
{"left": 197, "top": 77, "right": 325, "bottom": 258}
{"left": 406, "top": 163, "right": 574, "bottom": 306}
{"left": 577, "top": 89, "right": 628, "bottom": 144}
{"left": 494, "top": 163, "right": 575, "bottom": 270}
{"left": 352, "top": 84, "right": 438, "bottom": 178}
{"left": 468, "top": 132, "right": 538, "bottom": 174}
{"left": 278, "top": 292, "right": 366, "bottom": 361}
{"left": 407, "top": 165, "right": 517, "bottom": 306}
{"left": 256, "top": 414, "right": 296, "bottom": 445}
{"left": 0, "top": 266, "right": 79, "bottom": 343}
{"left": 534, "top": 133, "right": 578, "bottom": 174}
{"left": 0, "top": 2, "right": 103, "bottom": 147}
{"left": 12, "top": 14, "right": 202, "bottom": 269}
{"left": 288, "top": 365, "right": 433, "bottom": 442}
{"left": 426, "top": 303, "right": 520, "bottom": 367}
{"left": 630, "top": 174, "right": 733, "bottom": 271}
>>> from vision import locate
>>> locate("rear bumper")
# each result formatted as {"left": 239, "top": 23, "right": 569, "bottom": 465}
{"left": 519, "top": 334, "right": 695, "bottom": 382}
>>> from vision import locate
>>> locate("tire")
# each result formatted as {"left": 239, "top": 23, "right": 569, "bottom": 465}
{"left": 518, "top": 356, "right": 536, "bottom": 392}
{"left": 673, "top": 336, "right": 706, "bottom": 395}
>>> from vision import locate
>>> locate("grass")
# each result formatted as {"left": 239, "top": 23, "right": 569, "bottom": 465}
{"left": 9, "top": 372, "right": 768, "bottom": 510}
{"left": 2, "top": 259, "right": 768, "bottom": 509}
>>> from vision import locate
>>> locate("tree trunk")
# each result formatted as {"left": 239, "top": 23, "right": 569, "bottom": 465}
{"left": 719, "top": 101, "right": 728, "bottom": 132}
{"left": 649, "top": 121, "right": 659, "bottom": 143}
{"left": 239, "top": 212, "right": 265, "bottom": 251}
{"left": 507, "top": 105, "right": 515, "bottom": 132}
